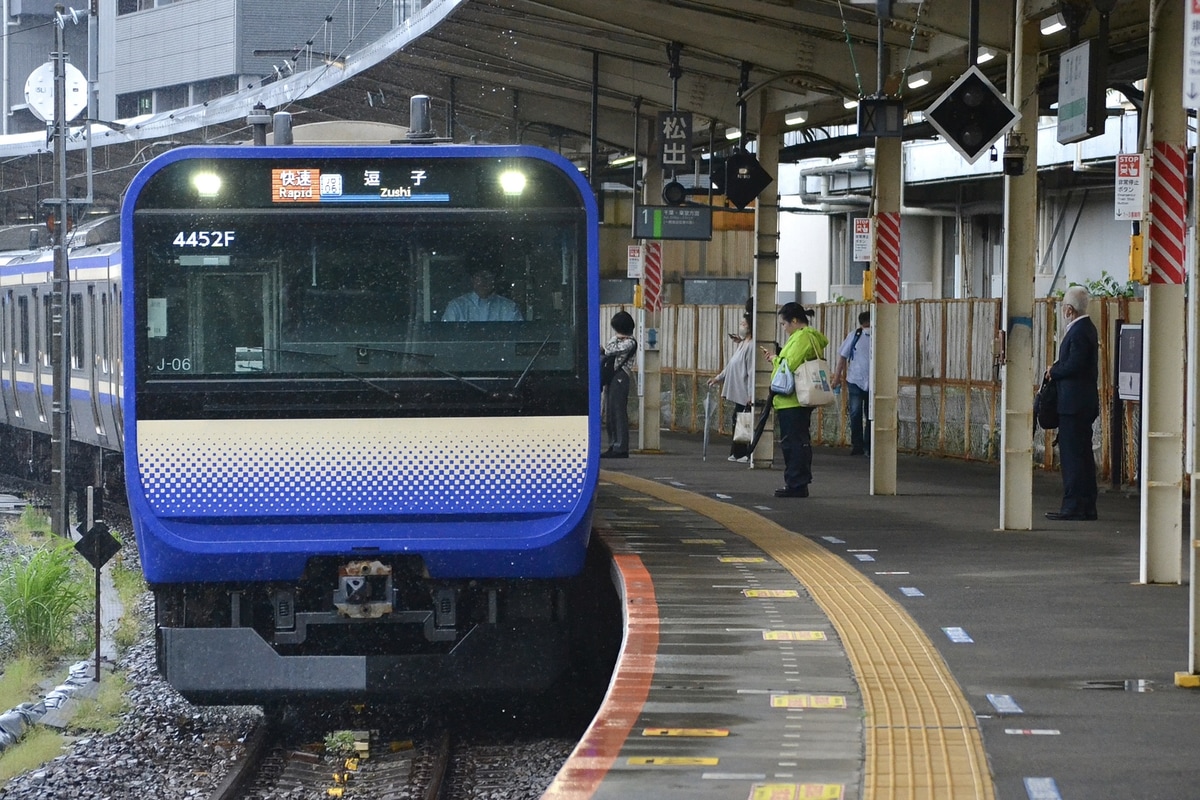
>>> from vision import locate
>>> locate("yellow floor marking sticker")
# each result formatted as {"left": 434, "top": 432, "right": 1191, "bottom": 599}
{"left": 681, "top": 538, "right": 725, "bottom": 544}
{"left": 719, "top": 556, "right": 766, "bottom": 563}
{"left": 763, "top": 630, "right": 827, "bottom": 641}
{"left": 770, "top": 694, "right": 847, "bottom": 709}
{"left": 743, "top": 589, "right": 799, "bottom": 598}
{"left": 648, "top": 505, "right": 687, "bottom": 511}
{"left": 750, "top": 784, "right": 845, "bottom": 800}
{"left": 627, "top": 756, "right": 719, "bottom": 766}
{"left": 641, "top": 728, "right": 729, "bottom": 737}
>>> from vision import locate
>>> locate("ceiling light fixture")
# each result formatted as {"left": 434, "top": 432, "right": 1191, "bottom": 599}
{"left": 843, "top": 97, "right": 859, "bottom": 109}
{"left": 725, "top": 127, "right": 742, "bottom": 140}
{"left": 976, "top": 47, "right": 997, "bottom": 64}
{"left": 785, "top": 110, "right": 808, "bottom": 126}
{"left": 907, "top": 70, "right": 931, "bottom": 89}
{"left": 1040, "top": 13, "right": 1066, "bottom": 35}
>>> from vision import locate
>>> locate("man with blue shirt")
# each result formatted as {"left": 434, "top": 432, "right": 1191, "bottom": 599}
{"left": 832, "top": 310, "right": 871, "bottom": 456}
{"left": 443, "top": 269, "right": 523, "bottom": 322}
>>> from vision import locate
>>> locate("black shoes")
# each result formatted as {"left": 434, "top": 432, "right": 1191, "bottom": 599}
{"left": 774, "top": 486, "right": 809, "bottom": 498}
{"left": 1045, "top": 511, "right": 1097, "bottom": 521}
{"left": 600, "top": 450, "right": 628, "bottom": 459}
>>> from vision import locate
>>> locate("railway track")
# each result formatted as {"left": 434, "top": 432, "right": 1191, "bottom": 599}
{"left": 213, "top": 714, "right": 454, "bottom": 800}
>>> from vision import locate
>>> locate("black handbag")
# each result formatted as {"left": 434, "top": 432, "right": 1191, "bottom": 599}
{"left": 1035, "top": 376, "right": 1059, "bottom": 430}
{"left": 600, "top": 341, "right": 636, "bottom": 388}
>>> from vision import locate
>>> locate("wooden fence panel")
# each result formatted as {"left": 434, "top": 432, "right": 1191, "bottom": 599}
{"left": 602, "top": 298, "right": 1138, "bottom": 483}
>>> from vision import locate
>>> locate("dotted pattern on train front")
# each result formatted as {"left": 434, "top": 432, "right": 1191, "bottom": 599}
{"left": 135, "top": 416, "right": 589, "bottom": 516}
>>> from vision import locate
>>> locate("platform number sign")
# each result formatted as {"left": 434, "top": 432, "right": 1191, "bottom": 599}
{"left": 658, "top": 111, "right": 692, "bottom": 171}
{"left": 1115, "top": 154, "right": 1143, "bottom": 221}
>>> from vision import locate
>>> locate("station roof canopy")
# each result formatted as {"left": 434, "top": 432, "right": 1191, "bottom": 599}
{"left": 0, "top": 0, "right": 1154, "bottom": 221}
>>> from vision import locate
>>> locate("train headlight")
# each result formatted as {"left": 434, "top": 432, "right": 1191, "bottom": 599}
{"left": 192, "top": 171, "right": 222, "bottom": 198}
{"left": 498, "top": 169, "right": 526, "bottom": 196}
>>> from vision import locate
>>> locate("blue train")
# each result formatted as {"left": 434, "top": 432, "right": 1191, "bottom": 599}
{"left": 1, "top": 141, "right": 602, "bottom": 704}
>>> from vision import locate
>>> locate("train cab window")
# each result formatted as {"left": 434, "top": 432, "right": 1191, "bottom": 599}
{"left": 131, "top": 152, "right": 592, "bottom": 419}
{"left": 17, "top": 296, "right": 30, "bottom": 365}
{"left": 70, "top": 294, "right": 84, "bottom": 370}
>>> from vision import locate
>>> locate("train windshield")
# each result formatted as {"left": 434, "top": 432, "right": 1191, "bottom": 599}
{"left": 130, "top": 152, "right": 592, "bottom": 418}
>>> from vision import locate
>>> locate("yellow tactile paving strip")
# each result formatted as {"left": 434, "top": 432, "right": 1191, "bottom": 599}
{"left": 602, "top": 471, "right": 996, "bottom": 800}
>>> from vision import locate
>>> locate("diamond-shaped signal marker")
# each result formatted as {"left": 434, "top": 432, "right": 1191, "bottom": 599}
{"left": 926, "top": 66, "right": 1020, "bottom": 164}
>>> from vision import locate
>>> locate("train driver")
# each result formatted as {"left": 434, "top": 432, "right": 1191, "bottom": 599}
{"left": 443, "top": 269, "right": 523, "bottom": 322}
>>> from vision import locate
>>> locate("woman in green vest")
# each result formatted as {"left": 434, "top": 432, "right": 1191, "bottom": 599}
{"left": 760, "top": 302, "right": 829, "bottom": 497}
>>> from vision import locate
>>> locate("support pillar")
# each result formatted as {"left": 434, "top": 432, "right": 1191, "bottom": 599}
{"left": 1141, "top": 0, "right": 1185, "bottom": 585}
{"left": 869, "top": 136, "right": 900, "bottom": 496}
{"left": 639, "top": 159, "right": 663, "bottom": 453}
{"left": 1185, "top": 141, "right": 1200, "bottom": 685}
{"left": 999, "top": 5, "right": 1037, "bottom": 530}
{"left": 751, "top": 94, "right": 781, "bottom": 470}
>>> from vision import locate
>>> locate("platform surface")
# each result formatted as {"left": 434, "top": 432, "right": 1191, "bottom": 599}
{"left": 546, "top": 433, "right": 1200, "bottom": 800}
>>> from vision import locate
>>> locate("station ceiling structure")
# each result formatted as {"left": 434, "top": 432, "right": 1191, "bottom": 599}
{"left": 0, "top": 0, "right": 1156, "bottom": 222}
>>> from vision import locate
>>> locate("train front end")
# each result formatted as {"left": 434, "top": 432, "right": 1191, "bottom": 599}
{"left": 121, "top": 145, "right": 600, "bottom": 703}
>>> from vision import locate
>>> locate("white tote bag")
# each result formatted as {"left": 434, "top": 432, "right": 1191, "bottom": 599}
{"left": 733, "top": 410, "right": 754, "bottom": 443}
{"left": 794, "top": 357, "right": 836, "bottom": 407}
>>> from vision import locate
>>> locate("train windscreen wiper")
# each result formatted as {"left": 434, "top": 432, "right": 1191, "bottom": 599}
{"left": 510, "top": 333, "right": 553, "bottom": 393}
{"left": 358, "top": 346, "right": 492, "bottom": 397}
{"left": 259, "top": 347, "right": 404, "bottom": 403}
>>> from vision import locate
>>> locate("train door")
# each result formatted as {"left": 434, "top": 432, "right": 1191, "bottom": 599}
{"left": 189, "top": 271, "right": 273, "bottom": 374}
{"left": 35, "top": 292, "right": 48, "bottom": 422}
{"left": 84, "top": 288, "right": 105, "bottom": 439}
{"left": 0, "top": 292, "right": 8, "bottom": 424}
{"left": 12, "top": 292, "right": 26, "bottom": 420}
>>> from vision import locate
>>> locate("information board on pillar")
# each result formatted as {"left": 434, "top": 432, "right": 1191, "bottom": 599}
{"left": 1114, "top": 154, "right": 1143, "bottom": 221}
{"left": 852, "top": 217, "right": 873, "bottom": 262}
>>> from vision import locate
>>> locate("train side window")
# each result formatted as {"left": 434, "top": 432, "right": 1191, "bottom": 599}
{"left": 17, "top": 295, "right": 29, "bottom": 365}
{"left": 1, "top": 293, "right": 7, "bottom": 364}
{"left": 71, "top": 293, "right": 84, "bottom": 370}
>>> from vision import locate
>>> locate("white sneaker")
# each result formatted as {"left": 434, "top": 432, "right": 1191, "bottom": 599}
{"left": 737, "top": 456, "right": 750, "bottom": 463}
{"left": 727, "top": 455, "right": 738, "bottom": 462}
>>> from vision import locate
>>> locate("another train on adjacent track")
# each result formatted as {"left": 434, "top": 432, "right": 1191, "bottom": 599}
{"left": 0, "top": 139, "right": 602, "bottom": 704}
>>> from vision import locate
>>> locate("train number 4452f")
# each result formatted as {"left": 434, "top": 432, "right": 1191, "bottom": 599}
{"left": 122, "top": 142, "right": 601, "bottom": 704}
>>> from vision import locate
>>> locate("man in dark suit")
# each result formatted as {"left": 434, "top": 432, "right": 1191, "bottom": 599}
{"left": 1045, "top": 286, "right": 1099, "bottom": 521}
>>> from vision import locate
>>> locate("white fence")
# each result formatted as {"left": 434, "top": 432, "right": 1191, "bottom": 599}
{"left": 602, "top": 297, "right": 1141, "bottom": 483}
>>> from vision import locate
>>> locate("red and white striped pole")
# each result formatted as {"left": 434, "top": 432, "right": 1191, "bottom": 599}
{"left": 873, "top": 211, "right": 901, "bottom": 305}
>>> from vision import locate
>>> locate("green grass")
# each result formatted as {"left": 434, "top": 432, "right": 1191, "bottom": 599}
{"left": 109, "top": 562, "right": 145, "bottom": 652}
{"left": 8, "top": 506, "right": 52, "bottom": 548}
{"left": 0, "top": 543, "right": 90, "bottom": 657}
{"left": 0, "top": 727, "right": 65, "bottom": 783}
{"left": 69, "top": 672, "right": 129, "bottom": 734}
{"left": 0, "top": 655, "right": 47, "bottom": 712}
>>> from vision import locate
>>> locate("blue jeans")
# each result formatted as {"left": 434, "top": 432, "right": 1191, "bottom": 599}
{"left": 847, "top": 383, "right": 870, "bottom": 454}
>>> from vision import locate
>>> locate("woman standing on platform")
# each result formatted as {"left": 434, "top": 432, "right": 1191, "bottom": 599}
{"left": 601, "top": 310, "right": 637, "bottom": 459}
{"left": 708, "top": 313, "right": 755, "bottom": 462}
{"left": 761, "top": 303, "right": 828, "bottom": 498}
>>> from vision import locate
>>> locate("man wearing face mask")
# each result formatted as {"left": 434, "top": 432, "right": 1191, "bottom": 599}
{"left": 1044, "top": 286, "right": 1099, "bottom": 521}
{"left": 708, "top": 313, "right": 755, "bottom": 462}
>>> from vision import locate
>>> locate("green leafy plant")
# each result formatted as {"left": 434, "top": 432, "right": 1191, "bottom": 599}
{"left": 0, "top": 543, "right": 90, "bottom": 656}
{"left": 1070, "top": 271, "right": 1140, "bottom": 298}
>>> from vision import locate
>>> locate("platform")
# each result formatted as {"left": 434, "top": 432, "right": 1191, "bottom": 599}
{"left": 545, "top": 433, "right": 1200, "bottom": 800}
